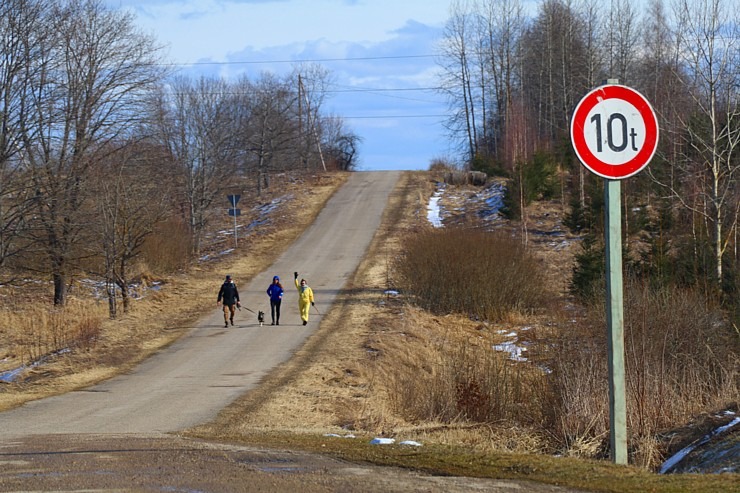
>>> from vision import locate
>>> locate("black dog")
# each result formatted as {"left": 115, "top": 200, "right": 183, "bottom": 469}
{"left": 257, "top": 311, "right": 265, "bottom": 326}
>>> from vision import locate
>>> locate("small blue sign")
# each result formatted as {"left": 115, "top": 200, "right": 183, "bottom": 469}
{"left": 228, "top": 194, "right": 241, "bottom": 207}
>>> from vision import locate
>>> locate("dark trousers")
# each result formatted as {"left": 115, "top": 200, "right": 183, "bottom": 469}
{"left": 270, "top": 299, "right": 281, "bottom": 323}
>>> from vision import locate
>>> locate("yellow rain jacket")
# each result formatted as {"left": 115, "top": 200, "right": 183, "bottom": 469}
{"left": 295, "top": 278, "right": 314, "bottom": 323}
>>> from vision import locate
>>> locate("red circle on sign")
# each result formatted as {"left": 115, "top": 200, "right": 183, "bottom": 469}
{"left": 571, "top": 85, "right": 659, "bottom": 179}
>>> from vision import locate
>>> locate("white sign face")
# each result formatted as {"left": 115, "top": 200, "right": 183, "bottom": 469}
{"left": 571, "top": 85, "right": 659, "bottom": 180}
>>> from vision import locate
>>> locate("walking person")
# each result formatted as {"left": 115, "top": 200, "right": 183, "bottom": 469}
{"left": 294, "top": 272, "right": 315, "bottom": 326}
{"left": 266, "top": 275, "right": 284, "bottom": 325}
{"left": 217, "top": 275, "right": 240, "bottom": 327}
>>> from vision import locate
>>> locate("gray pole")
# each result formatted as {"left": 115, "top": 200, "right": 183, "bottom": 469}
{"left": 605, "top": 179, "right": 627, "bottom": 464}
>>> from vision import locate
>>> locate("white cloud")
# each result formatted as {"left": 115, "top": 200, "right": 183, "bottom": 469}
{"left": 108, "top": 0, "right": 453, "bottom": 170}
{"left": 114, "top": 0, "right": 448, "bottom": 63}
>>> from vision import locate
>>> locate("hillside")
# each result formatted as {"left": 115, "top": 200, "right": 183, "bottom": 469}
{"left": 0, "top": 170, "right": 735, "bottom": 491}
{"left": 188, "top": 171, "right": 738, "bottom": 483}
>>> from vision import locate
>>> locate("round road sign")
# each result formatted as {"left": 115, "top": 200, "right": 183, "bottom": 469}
{"left": 571, "top": 84, "right": 659, "bottom": 179}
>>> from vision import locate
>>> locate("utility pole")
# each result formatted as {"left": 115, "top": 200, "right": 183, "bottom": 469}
{"left": 298, "top": 74, "right": 326, "bottom": 172}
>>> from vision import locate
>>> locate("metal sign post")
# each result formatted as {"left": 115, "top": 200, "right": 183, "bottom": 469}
{"left": 571, "top": 80, "right": 659, "bottom": 465}
{"left": 227, "top": 195, "right": 241, "bottom": 248}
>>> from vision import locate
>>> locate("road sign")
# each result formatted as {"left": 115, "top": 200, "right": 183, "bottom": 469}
{"left": 571, "top": 84, "right": 658, "bottom": 180}
{"left": 228, "top": 208, "right": 241, "bottom": 216}
{"left": 228, "top": 194, "right": 241, "bottom": 207}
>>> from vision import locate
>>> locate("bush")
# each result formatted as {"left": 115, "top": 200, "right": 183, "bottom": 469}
{"left": 394, "top": 228, "right": 546, "bottom": 322}
{"left": 545, "top": 279, "right": 738, "bottom": 467}
{"left": 141, "top": 218, "right": 192, "bottom": 274}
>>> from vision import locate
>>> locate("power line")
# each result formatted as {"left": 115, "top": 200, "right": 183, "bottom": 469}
{"left": 165, "top": 54, "right": 436, "bottom": 67}
{"left": 327, "top": 87, "right": 441, "bottom": 93}
{"left": 342, "top": 114, "right": 446, "bottom": 119}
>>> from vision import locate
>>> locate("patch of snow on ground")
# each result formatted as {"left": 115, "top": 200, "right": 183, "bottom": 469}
{"left": 426, "top": 180, "right": 506, "bottom": 229}
{"left": 427, "top": 184, "right": 445, "bottom": 227}
{"left": 370, "top": 437, "right": 395, "bottom": 445}
{"left": 659, "top": 416, "right": 740, "bottom": 474}
{"left": 0, "top": 348, "right": 71, "bottom": 383}
{"left": 493, "top": 341, "right": 528, "bottom": 362}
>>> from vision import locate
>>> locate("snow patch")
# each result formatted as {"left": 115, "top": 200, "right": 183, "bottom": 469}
{"left": 427, "top": 184, "right": 445, "bottom": 227}
{"left": 370, "top": 437, "right": 395, "bottom": 445}
{"left": 659, "top": 417, "right": 740, "bottom": 474}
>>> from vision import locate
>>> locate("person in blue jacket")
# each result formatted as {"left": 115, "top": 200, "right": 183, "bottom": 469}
{"left": 266, "top": 275, "right": 284, "bottom": 325}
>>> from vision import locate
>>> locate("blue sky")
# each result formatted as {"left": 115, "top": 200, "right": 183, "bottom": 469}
{"left": 108, "top": 0, "right": 452, "bottom": 171}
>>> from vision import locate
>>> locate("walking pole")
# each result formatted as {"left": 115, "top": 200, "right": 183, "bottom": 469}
{"left": 312, "top": 303, "right": 320, "bottom": 315}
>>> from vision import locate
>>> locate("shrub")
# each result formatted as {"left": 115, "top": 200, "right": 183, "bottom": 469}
{"left": 545, "top": 279, "right": 738, "bottom": 467}
{"left": 569, "top": 233, "right": 605, "bottom": 302}
{"left": 141, "top": 218, "right": 191, "bottom": 274}
{"left": 394, "top": 228, "right": 546, "bottom": 322}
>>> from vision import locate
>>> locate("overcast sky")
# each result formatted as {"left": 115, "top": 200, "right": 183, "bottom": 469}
{"left": 107, "top": 0, "right": 453, "bottom": 171}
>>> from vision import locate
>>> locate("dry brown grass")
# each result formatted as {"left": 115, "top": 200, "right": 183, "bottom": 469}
{"left": 0, "top": 172, "right": 348, "bottom": 411}
{"left": 188, "top": 170, "right": 738, "bottom": 477}
{"left": 3, "top": 168, "right": 735, "bottom": 483}
{"left": 188, "top": 172, "right": 565, "bottom": 456}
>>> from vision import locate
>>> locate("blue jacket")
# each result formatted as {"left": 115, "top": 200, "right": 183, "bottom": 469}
{"left": 266, "top": 283, "right": 284, "bottom": 301}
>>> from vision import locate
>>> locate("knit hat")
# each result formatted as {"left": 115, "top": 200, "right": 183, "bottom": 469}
{"left": 225, "top": 275, "right": 232, "bottom": 281}
{"left": 273, "top": 275, "right": 280, "bottom": 281}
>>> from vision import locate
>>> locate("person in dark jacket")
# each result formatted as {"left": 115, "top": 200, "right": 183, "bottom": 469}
{"left": 266, "top": 275, "right": 284, "bottom": 325}
{"left": 217, "top": 275, "right": 240, "bottom": 327}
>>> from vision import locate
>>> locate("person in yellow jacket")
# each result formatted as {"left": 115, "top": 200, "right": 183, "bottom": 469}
{"left": 294, "top": 271, "right": 315, "bottom": 325}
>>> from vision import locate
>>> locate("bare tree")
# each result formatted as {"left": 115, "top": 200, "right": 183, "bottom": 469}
{"left": 236, "top": 73, "right": 300, "bottom": 194}
{"left": 655, "top": 0, "right": 740, "bottom": 294}
{"left": 19, "top": 0, "right": 166, "bottom": 305}
{"left": 439, "top": 0, "right": 479, "bottom": 162}
{"left": 603, "top": 0, "right": 639, "bottom": 83}
{"left": 0, "top": 0, "right": 49, "bottom": 279}
{"left": 152, "top": 76, "right": 241, "bottom": 256}
{"left": 293, "top": 64, "right": 332, "bottom": 172}
{"left": 478, "top": 0, "right": 526, "bottom": 165}
{"left": 520, "top": 0, "right": 590, "bottom": 141}
{"left": 321, "top": 115, "right": 362, "bottom": 171}
{"left": 95, "top": 142, "right": 172, "bottom": 318}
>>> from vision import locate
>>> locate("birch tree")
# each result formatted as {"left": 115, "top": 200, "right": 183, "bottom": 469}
{"left": 666, "top": 0, "right": 740, "bottom": 294}
{"left": 439, "top": 0, "right": 479, "bottom": 162}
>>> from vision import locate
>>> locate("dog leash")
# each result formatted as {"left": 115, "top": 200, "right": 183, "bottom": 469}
{"left": 237, "top": 303, "right": 256, "bottom": 314}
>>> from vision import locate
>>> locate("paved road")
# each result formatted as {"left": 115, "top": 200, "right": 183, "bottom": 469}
{"left": 0, "top": 171, "right": 580, "bottom": 492}
{"left": 0, "top": 171, "right": 400, "bottom": 438}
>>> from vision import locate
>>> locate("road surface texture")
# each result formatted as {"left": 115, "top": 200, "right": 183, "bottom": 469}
{"left": 0, "top": 172, "right": 578, "bottom": 492}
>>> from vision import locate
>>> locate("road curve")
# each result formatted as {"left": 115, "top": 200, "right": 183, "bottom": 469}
{"left": 0, "top": 171, "right": 401, "bottom": 438}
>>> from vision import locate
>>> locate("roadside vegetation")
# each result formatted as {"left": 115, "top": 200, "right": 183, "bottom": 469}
{"left": 0, "top": 0, "right": 737, "bottom": 491}
{"left": 0, "top": 171, "right": 347, "bottom": 409}
{"left": 188, "top": 171, "right": 736, "bottom": 493}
